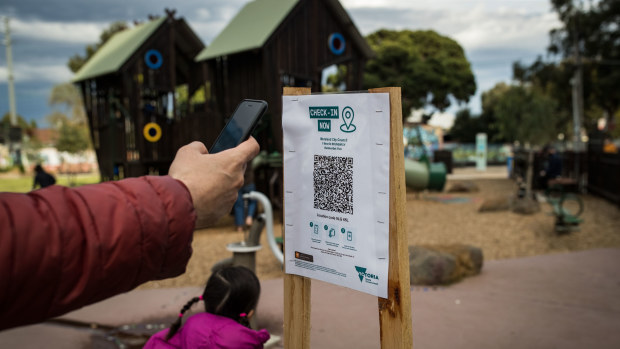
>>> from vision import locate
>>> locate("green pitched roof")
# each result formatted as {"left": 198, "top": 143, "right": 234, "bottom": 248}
{"left": 72, "top": 17, "right": 166, "bottom": 82}
{"left": 195, "top": 0, "right": 298, "bottom": 61}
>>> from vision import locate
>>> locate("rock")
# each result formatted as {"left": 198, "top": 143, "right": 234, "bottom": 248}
{"left": 409, "top": 246, "right": 457, "bottom": 285}
{"left": 478, "top": 195, "right": 513, "bottom": 212}
{"left": 446, "top": 181, "right": 479, "bottom": 193}
{"left": 409, "top": 244, "right": 484, "bottom": 285}
{"left": 512, "top": 198, "right": 541, "bottom": 215}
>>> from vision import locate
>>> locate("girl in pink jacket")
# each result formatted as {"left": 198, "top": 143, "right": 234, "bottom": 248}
{"left": 144, "top": 266, "right": 270, "bottom": 348}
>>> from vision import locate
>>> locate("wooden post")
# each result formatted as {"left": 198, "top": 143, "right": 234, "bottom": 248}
{"left": 370, "top": 87, "right": 413, "bottom": 348}
{"left": 282, "top": 87, "right": 412, "bottom": 348}
{"left": 283, "top": 87, "right": 312, "bottom": 349}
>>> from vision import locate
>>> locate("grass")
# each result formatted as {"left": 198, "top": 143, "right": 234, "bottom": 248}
{"left": 0, "top": 174, "right": 101, "bottom": 193}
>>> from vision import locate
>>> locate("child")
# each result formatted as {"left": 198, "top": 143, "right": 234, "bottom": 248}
{"left": 144, "top": 266, "right": 270, "bottom": 348}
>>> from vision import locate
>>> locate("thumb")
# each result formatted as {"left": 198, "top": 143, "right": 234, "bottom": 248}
{"left": 183, "top": 141, "right": 209, "bottom": 155}
{"left": 232, "top": 137, "right": 260, "bottom": 163}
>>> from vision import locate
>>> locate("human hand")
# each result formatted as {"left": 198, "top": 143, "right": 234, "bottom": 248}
{"left": 169, "top": 138, "right": 260, "bottom": 229}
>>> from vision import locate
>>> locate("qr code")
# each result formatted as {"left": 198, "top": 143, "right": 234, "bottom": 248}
{"left": 313, "top": 155, "right": 353, "bottom": 214}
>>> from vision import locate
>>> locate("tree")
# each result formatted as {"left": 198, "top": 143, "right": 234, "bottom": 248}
{"left": 55, "top": 117, "right": 91, "bottom": 155}
{"left": 448, "top": 109, "right": 483, "bottom": 143}
{"left": 547, "top": 0, "right": 619, "bottom": 133}
{"left": 485, "top": 83, "right": 561, "bottom": 145}
{"left": 363, "top": 29, "right": 476, "bottom": 118}
{"left": 48, "top": 83, "right": 88, "bottom": 125}
{"left": 68, "top": 21, "right": 128, "bottom": 73}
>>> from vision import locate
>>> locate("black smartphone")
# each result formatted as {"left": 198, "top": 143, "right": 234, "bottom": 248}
{"left": 209, "top": 99, "right": 268, "bottom": 154}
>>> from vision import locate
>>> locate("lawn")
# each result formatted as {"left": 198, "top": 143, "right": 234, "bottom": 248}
{"left": 0, "top": 174, "right": 101, "bottom": 193}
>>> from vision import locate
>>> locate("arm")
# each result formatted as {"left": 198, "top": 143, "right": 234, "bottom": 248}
{"left": 0, "top": 138, "right": 260, "bottom": 331}
{"left": 0, "top": 176, "right": 196, "bottom": 330}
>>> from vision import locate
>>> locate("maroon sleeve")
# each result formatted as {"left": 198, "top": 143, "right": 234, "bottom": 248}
{"left": 0, "top": 176, "right": 196, "bottom": 330}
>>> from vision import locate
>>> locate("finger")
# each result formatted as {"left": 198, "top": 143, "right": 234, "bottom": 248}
{"left": 234, "top": 137, "right": 260, "bottom": 162}
{"left": 183, "top": 141, "right": 208, "bottom": 155}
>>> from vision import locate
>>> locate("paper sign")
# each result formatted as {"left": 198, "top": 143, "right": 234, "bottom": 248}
{"left": 282, "top": 93, "right": 390, "bottom": 298}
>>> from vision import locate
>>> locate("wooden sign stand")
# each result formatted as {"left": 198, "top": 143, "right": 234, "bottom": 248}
{"left": 282, "top": 86, "right": 412, "bottom": 348}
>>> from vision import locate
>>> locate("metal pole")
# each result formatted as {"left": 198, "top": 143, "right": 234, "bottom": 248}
{"left": 3, "top": 17, "right": 17, "bottom": 126}
{"left": 570, "top": 22, "right": 583, "bottom": 188}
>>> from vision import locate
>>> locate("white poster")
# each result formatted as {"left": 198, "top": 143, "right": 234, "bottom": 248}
{"left": 282, "top": 93, "right": 390, "bottom": 298}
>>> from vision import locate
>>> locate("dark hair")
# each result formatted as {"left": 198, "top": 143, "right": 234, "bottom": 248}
{"left": 165, "top": 266, "right": 261, "bottom": 340}
{"left": 34, "top": 164, "right": 44, "bottom": 173}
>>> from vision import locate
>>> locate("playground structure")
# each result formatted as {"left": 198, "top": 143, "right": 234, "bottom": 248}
{"left": 403, "top": 125, "right": 447, "bottom": 191}
{"left": 214, "top": 191, "right": 283, "bottom": 274}
{"left": 545, "top": 182, "right": 584, "bottom": 233}
{"left": 72, "top": 0, "right": 373, "bottom": 205}
{"left": 404, "top": 158, "right": 447, "bottom": 191}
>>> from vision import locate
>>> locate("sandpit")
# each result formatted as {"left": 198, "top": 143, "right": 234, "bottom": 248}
{"left": 140, "top": 177, "right": 620, "bottom": 289}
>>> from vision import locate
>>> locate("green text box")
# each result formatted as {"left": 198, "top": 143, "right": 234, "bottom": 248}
{"left": 309, "top": 106, "right": 339, "bottom": 119}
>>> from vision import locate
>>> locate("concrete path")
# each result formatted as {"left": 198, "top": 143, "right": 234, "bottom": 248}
{"left": 1, "top": 248, "right": 619, "bottom": 348}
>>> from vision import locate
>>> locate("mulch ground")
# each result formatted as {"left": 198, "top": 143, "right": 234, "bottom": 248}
{"left": 140, "top": 177, "right": 620, "bottom": 289}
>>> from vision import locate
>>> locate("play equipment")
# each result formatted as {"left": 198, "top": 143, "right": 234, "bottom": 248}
{"left": 404, "top": 158, "right": 446, "bottom": 191}
{"left": 545, "top": 184, "right": 584, "bottom": 233}
{"left": 404, "top": 124, "right": 447, "bottom": 191}
{"left": 214, "top": 191, "right": 283, "bottom": 273}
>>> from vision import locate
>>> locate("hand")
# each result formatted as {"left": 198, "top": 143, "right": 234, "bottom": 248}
{"left": 169, "top": 138, "right": 260, "bottom": 229}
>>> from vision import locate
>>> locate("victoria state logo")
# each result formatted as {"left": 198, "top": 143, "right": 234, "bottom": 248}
{"left": 355, "top": 266, "right": 379, "bottom": 284}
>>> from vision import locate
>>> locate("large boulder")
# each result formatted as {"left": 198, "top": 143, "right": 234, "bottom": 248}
{"left": 512, "top": 197, "right": 541, "bottom": 215}
{"left": 409, "top": 244, "right": 483, "bottom": 285}
{"left": 409, "top": 246, "right": 457, "bottom": 285}
{"left": 478, "top": 195, "right": 513, "bottom": 212}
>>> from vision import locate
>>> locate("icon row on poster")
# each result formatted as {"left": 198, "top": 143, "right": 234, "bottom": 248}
{"left": 309, "top": 221, "right": 355, "bottom": 245}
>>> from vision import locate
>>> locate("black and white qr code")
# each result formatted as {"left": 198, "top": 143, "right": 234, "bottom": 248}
{"left": 313, "top": 155, "right": 353, "bottom": 214}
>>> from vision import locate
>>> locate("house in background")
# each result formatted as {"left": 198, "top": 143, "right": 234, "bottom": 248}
{"left": 72, "top": 10, "right": 206, "bottom": 180}
{"left": 72, "top": 0, "right": 373, "bottom": 190}
{"left": 196, "top": 0, "right": 374, "bottom": 153}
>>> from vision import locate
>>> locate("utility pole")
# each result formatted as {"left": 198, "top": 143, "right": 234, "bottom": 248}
{"left": 3, "top": 17, "right": 17, "bottom": 126}
{"left": 570, "top": 7, "right": 584, "bottom": 190}
{"left": 3, "top": 16, "right": 22, "bottom": 168}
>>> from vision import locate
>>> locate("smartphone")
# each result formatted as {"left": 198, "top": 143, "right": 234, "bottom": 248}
{"left": 209, "top": 99, "right": 268, "bottom": 154}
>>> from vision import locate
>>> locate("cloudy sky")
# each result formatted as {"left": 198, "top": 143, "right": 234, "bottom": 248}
{"left": 0, "top": 0, "right": 560, "bottom": 127}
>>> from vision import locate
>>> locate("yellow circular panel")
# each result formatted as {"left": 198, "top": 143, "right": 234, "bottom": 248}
{"left": 143, "top": 122, "right": 162, "bottom": 142}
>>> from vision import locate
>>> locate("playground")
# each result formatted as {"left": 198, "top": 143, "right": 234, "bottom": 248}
{"left": 139, "top": 166, "right": 620, "bottom": 289}
{"left": 1, "top": 165, "right": 619, "bottom": 348}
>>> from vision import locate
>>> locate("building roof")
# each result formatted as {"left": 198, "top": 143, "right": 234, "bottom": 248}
{"left": 195, "top": 0, "right": 299, "bottom": 61}
{"left": 72, "top": 17, "right": 166, "bottom": 82}
{"left": 31, "top": 128, "right": 59, "bottom": 146}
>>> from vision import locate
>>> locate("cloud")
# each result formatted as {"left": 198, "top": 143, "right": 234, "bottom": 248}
{"left": 0, "top": 64, "right": 73, "bottom": 84}
{"left": 10, "top": 18, "right": 107, "bottom": 44}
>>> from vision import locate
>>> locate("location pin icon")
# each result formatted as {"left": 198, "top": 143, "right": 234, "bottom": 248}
{"left": 342, "top": 106, "right": 354, "bottom": 130}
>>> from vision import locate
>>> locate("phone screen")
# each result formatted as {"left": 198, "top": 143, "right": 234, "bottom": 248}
{"left": 209, "top": 99, "right": 267, "bottom": 154}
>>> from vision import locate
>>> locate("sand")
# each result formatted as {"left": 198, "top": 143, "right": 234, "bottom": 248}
{"left": 140, "top": 177, "right": 620, "bottom": 289}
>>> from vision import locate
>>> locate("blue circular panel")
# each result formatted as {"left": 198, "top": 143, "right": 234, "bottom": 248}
{"left": 144, "top": 49, "right": 163, "bottom": 69}
{"left": 328, "top": 33, "right": 346, "bottom": 55}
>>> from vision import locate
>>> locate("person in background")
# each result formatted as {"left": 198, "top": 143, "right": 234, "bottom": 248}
{"left": 539, "top": 145, "right": 562, "bottom": 189}
{"left": 0, "top": 138, "right": 259, "bottom": 331}
{"left": 144, "top": 265, "right": 269, "bottom": 348}
{"left": 32, "top": 164, "right": 56, "bottom": 189}
{"left": 234, "top": 164, "right": 257, "bottom": 232}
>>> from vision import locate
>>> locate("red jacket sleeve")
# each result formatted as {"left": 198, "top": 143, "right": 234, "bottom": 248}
{"left": 0, "top": 176, "right": 196, "bottom": 330}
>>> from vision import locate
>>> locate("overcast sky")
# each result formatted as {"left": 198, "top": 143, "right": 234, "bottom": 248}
{"left": 0, "top": 0, "right": 560, "bottom": 127}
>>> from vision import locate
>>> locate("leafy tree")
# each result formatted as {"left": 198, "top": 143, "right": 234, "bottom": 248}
{"left": 363, "top": 29, "right": 476, "bottom": 118}
{"left": 322, "top": 65, "right": 347, "bottom": 92}
{"left": 527, "top": 0, "right": 620, "bottom": 135}
{"left": 448, "top": 108, "right": 483, "bottom": 143}
{"left": 485, "top": 83, "right": 561, "bottom": 145}
{"left": 1, "top": 113, "right": 33, "bottom": 131}
{"left": 47, "top": 82, "right": 92, "bottom": 152}
{"left": 68, "top": 21, "right": 128, "bottom": 73}
{"left": 48, "top": 83, "right": 87, "bottom": 125}
{"left": 55, "top": 117, "right": 91, "bottom": 155}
